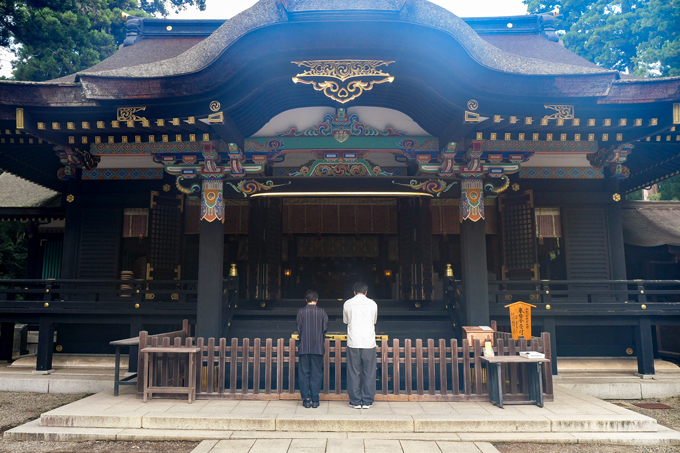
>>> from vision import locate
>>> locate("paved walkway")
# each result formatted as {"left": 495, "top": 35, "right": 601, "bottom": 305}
{"left": 191, "top": 439, "right": 500, "bottom": 453}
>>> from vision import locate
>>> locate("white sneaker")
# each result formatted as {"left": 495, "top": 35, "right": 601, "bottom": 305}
{"left": 349, "top": 402, "right": 362, "bottom": 409}
{"left": 361, "top": 403, "right": 373, "bottom": 409}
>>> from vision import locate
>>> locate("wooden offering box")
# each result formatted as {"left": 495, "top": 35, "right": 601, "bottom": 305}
{"left": 463, "top": 326, "right": 495, "bottom": 346}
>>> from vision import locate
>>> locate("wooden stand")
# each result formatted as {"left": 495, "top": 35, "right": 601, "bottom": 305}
{"left": 482, "top": 356, "right": 549, "bottom": 408}
{"left": 142, "top": 346, "right": 200, "bottom": 403}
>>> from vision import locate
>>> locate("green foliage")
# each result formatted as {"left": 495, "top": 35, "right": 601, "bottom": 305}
{"left": 0, "top": 221, "right": 27, "bottom": 279}
{"left": 523, "top": 0, "right": 680, "bottom": 76}
{"left": 655, "top": 174, "right": 680, "bottom": 201}
{"left": 0, "top": 0, "right": 206, "bottom": 81}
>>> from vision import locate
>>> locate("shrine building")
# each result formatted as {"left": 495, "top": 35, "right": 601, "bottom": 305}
{"left": 0, "top": 0, "right": 679, "bottom": 376}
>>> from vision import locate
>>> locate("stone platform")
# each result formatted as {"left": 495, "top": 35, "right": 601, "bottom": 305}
{"left": 5, "top": 385, "right": 680, "bottom": 447}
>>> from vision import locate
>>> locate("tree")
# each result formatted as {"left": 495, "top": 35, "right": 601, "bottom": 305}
{"left": 0, "top": 0, "right": 206, "bottom": 82}
{"left": 0, "top": 221, "right": 27, "bottom": 279}
{"left": 523, "top": 0, "right": 680, "bottom": 76}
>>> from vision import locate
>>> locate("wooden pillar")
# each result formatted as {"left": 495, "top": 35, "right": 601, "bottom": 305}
{"left": 634, "top": 317, "right": 655, "bottom": 376}
{"left": 196, "top": 218, "right": 224, "bottom": 339}
{"left": 0, "top": 322, "right": 15, "bottom": 362}
{"left": 36, "top": 317, "right": 54, "bottom": 372}
{"left": 128, "top": 317, "right": 142, "bottom": 373}
{"left": 605, "top": 175, "right": 627, "bottom": 281}
{"left": 543, "top": 317, "right": 559, "bottom": 376}
{"left": 460, "top": 218, "right": 489, "bottom": 326}
{"left": 60, "top": 179, "right": 82, "bottom": 280}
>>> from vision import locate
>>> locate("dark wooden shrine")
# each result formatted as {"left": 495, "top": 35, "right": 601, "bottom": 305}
{"left": 0, "top": 0, "right": 679, "bottom": 378}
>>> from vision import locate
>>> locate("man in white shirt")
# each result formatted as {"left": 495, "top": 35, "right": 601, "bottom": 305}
{"left": 343, "top": 282, "right": 378, "bottom": 409}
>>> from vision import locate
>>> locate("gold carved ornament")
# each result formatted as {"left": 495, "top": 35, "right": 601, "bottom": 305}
{"left": 117, "top": 107, "right": 147, "bottom": 122}
{"left": 292, "top": 60, "right": 394, "bottom": 104}
{"left": 543, "top": 105, "right": 574, "bottom": 121}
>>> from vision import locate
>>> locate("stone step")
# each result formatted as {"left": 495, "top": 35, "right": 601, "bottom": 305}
{"left": 5, "top": 420, "right": 680, "bottom": 447}
{"left": 39, "top": 410, "right": 658, "bottom": 433}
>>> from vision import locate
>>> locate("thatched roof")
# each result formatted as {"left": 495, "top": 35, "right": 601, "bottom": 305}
{"left": 0, "top": 172, "right": 60, "bottom": 208}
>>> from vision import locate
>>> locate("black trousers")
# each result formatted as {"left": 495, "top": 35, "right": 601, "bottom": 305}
{"left": 299, "top": 354, "right": 323, "bottom": 402}
{"left": 347, "top": 347, "right": 376, "bottom": 405}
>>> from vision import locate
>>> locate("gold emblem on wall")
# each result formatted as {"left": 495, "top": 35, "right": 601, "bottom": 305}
{"left": 117, "top": 107, "right": 147, "bottom": 122}
{"left": 292, "top": 60, "right": 395, "bottom": 104}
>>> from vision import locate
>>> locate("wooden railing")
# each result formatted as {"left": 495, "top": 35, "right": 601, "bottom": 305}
{"left": 488, "top": 279, "right": 680, "bottom": 305}
{"left": 136, "top": 332, "right": 553, "bottom": 402}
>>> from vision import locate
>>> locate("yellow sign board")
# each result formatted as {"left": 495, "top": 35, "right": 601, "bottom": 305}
{"left": 504, "top": 301, "right": 536, "bottom": 341}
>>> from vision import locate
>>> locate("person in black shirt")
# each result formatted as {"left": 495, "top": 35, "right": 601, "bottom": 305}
{"left": 296, "top": 289, "right": 328, "bottom": 408}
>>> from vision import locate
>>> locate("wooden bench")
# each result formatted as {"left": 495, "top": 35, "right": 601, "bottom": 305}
{"left": 482, "top": 355, "right": 550, "bottom": 408}
{"left": 142, "top": 346, "right": 200, "bottom": 403}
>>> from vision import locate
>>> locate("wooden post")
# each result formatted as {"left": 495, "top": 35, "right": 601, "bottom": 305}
{"left": 542, "top": 317, "right": 558, "bottom": 376}
{"left": 0, "top": 322, "right": 14, "bottom": 362}
{"left": 460, "top": 218, "right": 489, "bottom": 326}
{"left": 36, "top": 317, "right": 54, "bottom": 372}
{"left": 60, "top": 179, "right": 82, "bottom": 281}
{"left": 128, "top": 317, "right": 142, "bottom": 374}
{"left": 196, "top": 218, "right": 224, "bottom": 340}
{"left": 635, "top": 317, "right": 655, "bottom": 376}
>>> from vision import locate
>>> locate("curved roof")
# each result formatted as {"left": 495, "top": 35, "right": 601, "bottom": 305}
{"left": 81, "top": 0, "right": 613, "bottom": 81}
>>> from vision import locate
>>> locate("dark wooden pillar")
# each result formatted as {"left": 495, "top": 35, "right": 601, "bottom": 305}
{"left": 605, "top": 177, "right": 627, "bottom": 281}
{"left": 0, "top": 322, "right": 14, "bottom": 362}
{"left": 36, "top": 317, "right": 54, "bottom": 372}
{"left": 460, "top": 218, "right": 489, "bottom": 326}
{"left": 196, "top": 218, "right": 224, "bottom": 339}
{"left": 635, "top": 317, "right": 655, "bottom": 376}
{"left": 61, "top": 179, "right": 82, "bottom": 280}
{"left": 247, "top": 199, "right": 281, "bottom": 301}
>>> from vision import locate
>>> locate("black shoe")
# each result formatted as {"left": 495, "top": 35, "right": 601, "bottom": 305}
{"left": 303, "top": 399, "right": 312, "bottom": 408}
{"left": 349, "top": 402, "right": 362, "bottom": 409}
{"left": 312, "top": 401, "right": 320, "bottom": 408}
{"left": 361, "top": 403, "right": 373, "bottom": 409}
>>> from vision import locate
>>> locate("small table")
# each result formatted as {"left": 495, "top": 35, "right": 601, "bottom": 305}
{"left": 141, "top": 346, "right": 200, "bottom": 403}
{"left": 110, "top": 337, "right": 139, "bottom": 397}
{"left": 481, "top": 356, "right": 550, "bottom": 408}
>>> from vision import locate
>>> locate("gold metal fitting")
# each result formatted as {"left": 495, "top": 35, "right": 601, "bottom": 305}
{"left": 134, "top": 303, "right": 140, "bottom": 309}
{"left": 613, "top": 193, "right": 622, "bottom": 202}
{"left": 641, "top": 304, "right": 647, "bottom": 310}
{"left": 229, "top": 263, "right": 238, "bottom": 277}
{"left": 260, "top": 302, "right": 266, "bottom": 308}
{"left": 415, "top": 302, "right": 422, "bottom": 308}
{"left": 445, "top": 264, "right": 454, "bottom": 277}
{"left": 44, "top": 302, "right": 49, "bottom": 308}
{"left": 626, "top": 348, "right": 633, "bottom": 355}
{"left": 55, "top": 345, "right": 63, "bottom": 352}
{"left": 546, "top": 304, "right": 551, "bottom": 310}
{"left": 45, "top": 289, "right": 49, "bottom": 293}
{"left": 545, "top": 290, "right": 550, "bottom": 294}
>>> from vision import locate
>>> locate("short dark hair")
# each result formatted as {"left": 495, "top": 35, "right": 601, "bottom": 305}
{"left": 305, "top": 290, "right": 318, "bottom": 303}
{"left": 353, "top": 282, "right": 368, "bottom": 294}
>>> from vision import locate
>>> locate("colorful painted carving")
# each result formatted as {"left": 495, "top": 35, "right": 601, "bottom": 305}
{"left": 226, "top": 180, "right": 291, "bottom": 197}
{"left": 520, "top": 167, "right": 604, "bottom": 179}
{"left": 201, "top": 179, "right": 224, "bottom": 223}
{"left": 461, "top": 179, "right": 485, "bottom": 222}
{"left": 587, "top": 143, "right": 633, "bottom": 179}
{"left": 56, "top": 147, "right": 100, "bottom": 180}
{"left": 392, "top": 179, "right": 457, "bottom": 197}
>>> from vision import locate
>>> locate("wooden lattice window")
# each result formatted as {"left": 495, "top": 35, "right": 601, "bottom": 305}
{"left": 500, "top": 191, "right": 538, "bottom": 280}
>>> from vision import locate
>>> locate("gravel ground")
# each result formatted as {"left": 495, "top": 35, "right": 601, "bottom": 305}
{"left": 0, "top": 391, "right": 198, "bottom": 453}
{"left": 495, "top": 396, "right": 680, "bottom": 453}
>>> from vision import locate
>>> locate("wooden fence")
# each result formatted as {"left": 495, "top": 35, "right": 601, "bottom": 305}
{"left": 136, "top": 331, "right": 553, "bottom": 402}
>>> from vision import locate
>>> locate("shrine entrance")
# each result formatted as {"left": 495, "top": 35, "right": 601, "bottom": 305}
{"left": 279, "top": 198, "right": 399, "bottom": 300}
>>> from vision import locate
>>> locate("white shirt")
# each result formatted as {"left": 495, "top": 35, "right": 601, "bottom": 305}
{"left": 343, "top": 294, "right": 378, "bottom": 349}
